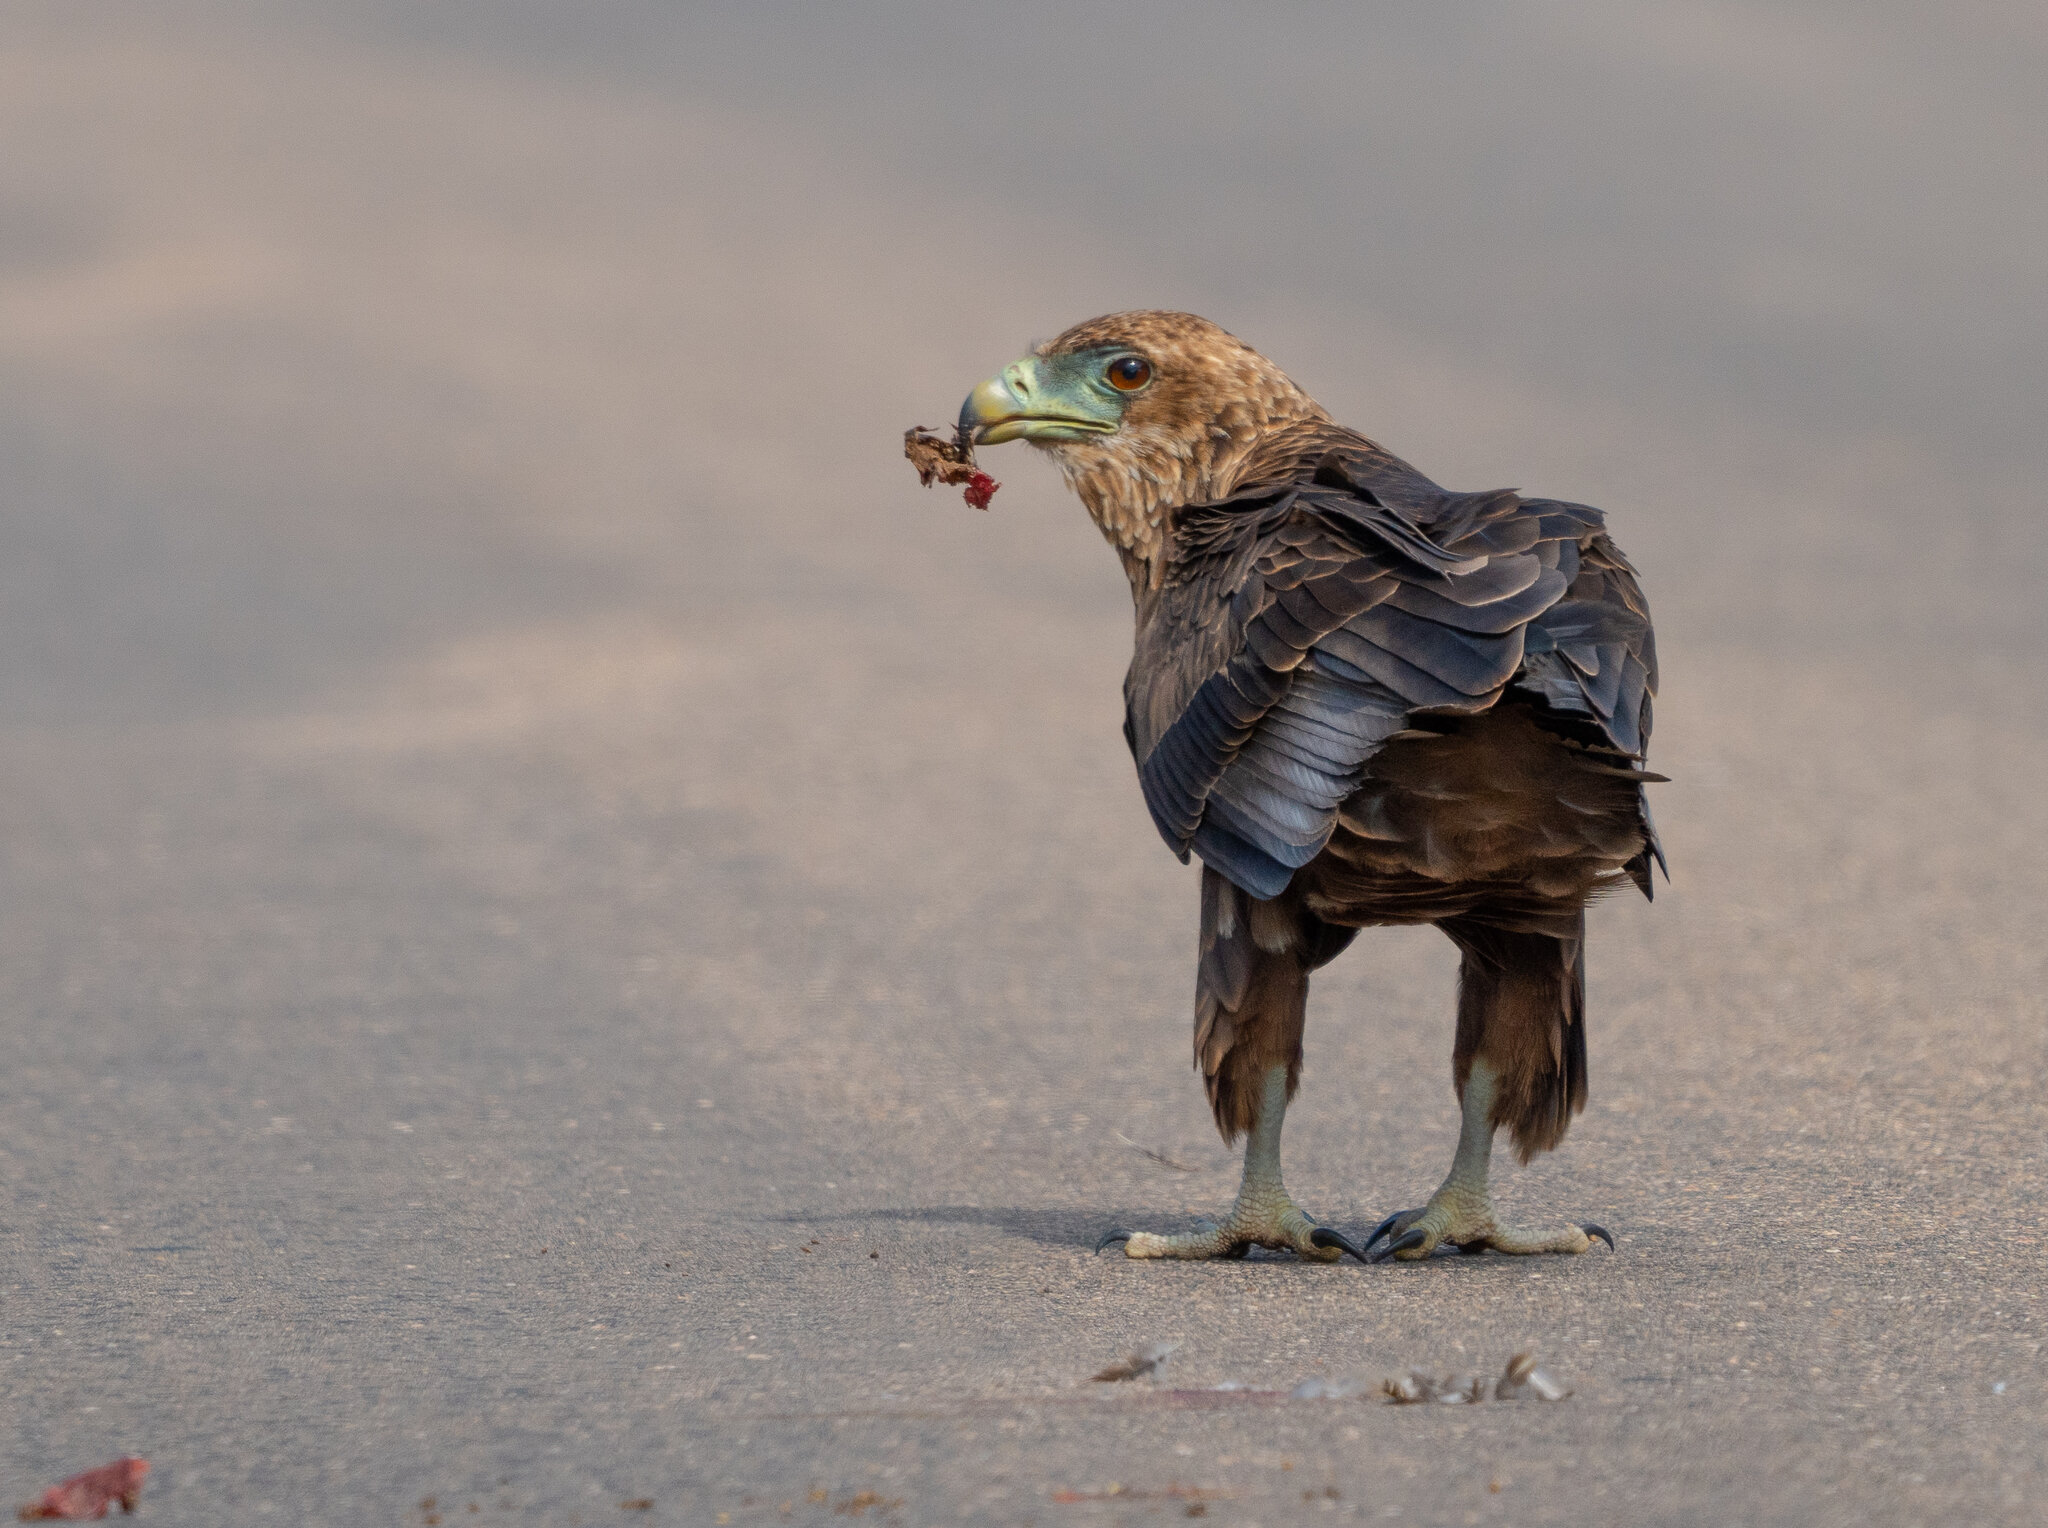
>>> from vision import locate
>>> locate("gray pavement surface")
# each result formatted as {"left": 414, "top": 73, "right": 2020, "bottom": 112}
{"left": 3, "top": 4, "right": 2046, "bottom": 1523}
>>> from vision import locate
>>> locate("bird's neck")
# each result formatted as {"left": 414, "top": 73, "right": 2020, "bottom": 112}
{"left": 1060, "top": 447, "right": 1176, "bottom": 591}
{"left": 1054, "top": 407, "right": 1326, "bottom": 595}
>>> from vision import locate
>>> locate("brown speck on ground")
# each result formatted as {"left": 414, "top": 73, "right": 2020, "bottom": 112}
{"left": 1091, "top": 1342, "right": 1177, "bottom": 1383}
{"left": 831, "top": 1492, "right": 900, "bottom": 1517}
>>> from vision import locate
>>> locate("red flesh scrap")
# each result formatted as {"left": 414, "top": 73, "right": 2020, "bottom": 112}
{"left": 963, "top": 471, "right": 1000, "bottom": 511}
{"left": 17, "top": 1458, "right": 149, "bottom": 1521}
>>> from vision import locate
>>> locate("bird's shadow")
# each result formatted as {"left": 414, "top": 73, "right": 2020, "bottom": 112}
{"left": 771, "top": 1204, "right": 1521, "bottom": 1266}
{"left": 770, "top": 1204, "right": 1406, "bottom": 1261}
{"left": 770, "top": 1204, "right": 1181, "bottom": 1252}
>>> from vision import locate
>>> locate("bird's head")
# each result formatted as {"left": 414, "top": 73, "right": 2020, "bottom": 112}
{"left": 958, "top": 311, "right": 1326, "bottom": 574}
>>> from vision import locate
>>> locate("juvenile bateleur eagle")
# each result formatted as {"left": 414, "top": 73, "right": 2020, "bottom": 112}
{"left": 950, "top": 312, "right": 1662, "bottom": 1261}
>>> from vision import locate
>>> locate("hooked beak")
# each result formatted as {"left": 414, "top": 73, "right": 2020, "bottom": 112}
{"left": 959, "top": 356, "right": 1118, "bottom": 445}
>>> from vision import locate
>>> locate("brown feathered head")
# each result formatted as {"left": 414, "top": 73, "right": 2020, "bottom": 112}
{"left": 958, "top": 311, "right": 1326, "bottom": 570}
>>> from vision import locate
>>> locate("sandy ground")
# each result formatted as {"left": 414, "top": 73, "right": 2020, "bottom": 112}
{"left": 2, "top": 5, "right": 2045, "bottom": 1523}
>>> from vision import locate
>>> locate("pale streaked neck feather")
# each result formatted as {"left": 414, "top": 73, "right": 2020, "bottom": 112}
{"left": 1044, "top": 381, "right": 1327, "bottom": 591}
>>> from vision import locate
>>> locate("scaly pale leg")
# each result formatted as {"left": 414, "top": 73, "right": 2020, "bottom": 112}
{"left": 1097, "top": 1066, "right": 1354, "bottom": 1261}
{"left": 1359, "top": 1061, "right": 1612, "bottom": 1261}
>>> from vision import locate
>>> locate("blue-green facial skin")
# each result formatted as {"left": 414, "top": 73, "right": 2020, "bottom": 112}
{"left": 959, "top": 346, "right": 1141, "bottom": 445}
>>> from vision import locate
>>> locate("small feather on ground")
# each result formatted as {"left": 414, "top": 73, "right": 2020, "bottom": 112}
{"left": 1379, "top": 1351, "right": 1571, "bottom": 1404}
{"left": 1091, "top": 1342, "right": 1178, "bottom": 1383}
{"left": 16, "top": 1457, "right": 149, "bottom": 1520}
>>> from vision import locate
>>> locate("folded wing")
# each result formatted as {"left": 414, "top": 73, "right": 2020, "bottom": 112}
{"left": 1126, "top": 444, "right": 1657, "bottom": 899}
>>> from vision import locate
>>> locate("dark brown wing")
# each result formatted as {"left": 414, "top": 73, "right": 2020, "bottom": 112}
{"left": 1515, "top": 514, "right": 1663, "bottom": 888}
{"left": 1517, "top": 519, "right": 1657, "bottom": 757}
{"left": 1125, "top": 435, "right": 1657, "bottom": 900}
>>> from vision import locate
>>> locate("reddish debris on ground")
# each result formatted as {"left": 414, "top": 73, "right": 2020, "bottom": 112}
{"left": 903, "top": 425, "right": 1000, "bottom": 510}
{"left": 17, "top": 1458, "right": 149, "bottom": 1520}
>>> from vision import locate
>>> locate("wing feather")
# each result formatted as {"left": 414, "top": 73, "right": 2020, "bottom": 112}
{"left": 1313, "top": 627, "right": 1481, "bottom": 709}
{"left": 1386, "top": 566, "right": 1568, "bottom": 633}
{"left": 1124, "top": 443, "right": 1659, "bottom": 898}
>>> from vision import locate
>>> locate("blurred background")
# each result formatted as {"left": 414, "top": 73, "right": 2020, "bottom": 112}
{"left": 3, "top": 3, "right": 2045, "bottom": 1520}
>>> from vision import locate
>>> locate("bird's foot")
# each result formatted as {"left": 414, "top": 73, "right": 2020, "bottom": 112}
{"left": 1097, "top": 1190, "right": 1345, "bottom": 1262}
{"left": 1358, "top": 1186, "right": 1613, "bottom": 1262}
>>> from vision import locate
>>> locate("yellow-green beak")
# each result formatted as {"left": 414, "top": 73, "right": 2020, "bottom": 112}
{"left": 959, "top": 355, "right": 1120, "bottom": 445}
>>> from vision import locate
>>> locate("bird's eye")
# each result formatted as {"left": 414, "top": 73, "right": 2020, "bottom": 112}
{"left": 1106, "top": 356, "right": 1152, "bottom": 391}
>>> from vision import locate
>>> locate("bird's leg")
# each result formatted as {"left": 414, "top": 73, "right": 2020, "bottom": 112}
{"left": 1100, "top": 1065, "right": 1342, "bottom": 1261}
{"left": 1364, "top": 1061, "right": 1611, "bottom": 1261}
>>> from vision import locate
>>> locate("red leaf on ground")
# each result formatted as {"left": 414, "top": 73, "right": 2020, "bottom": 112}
{"left": 17, "top": 1457, "right": 149, "bottom": 1520}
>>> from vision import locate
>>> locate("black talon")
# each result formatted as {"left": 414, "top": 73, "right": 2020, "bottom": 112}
{"left": 1368, "top": 1226, "right": 1430, "bottom": 1264}
{"left": 1363, "top": 1213, "right": 1403, "bottom": 1253}
{"left": 1582, "top": 1223, "right": 1615, "bottom": 1251}
{"left": 1095, "top": 1228, "right": 1134, "bottom": 1254}
{"left": 1308, "top": 1227, "right": 1372, "bottom": 1264}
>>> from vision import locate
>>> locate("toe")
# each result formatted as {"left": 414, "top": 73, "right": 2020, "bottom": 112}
{"left": 1116, "top": 1223, "right": 1238, "bottom": 1260}
{"left": 1120, "top": 1230, "right": 1181, "bottom": 1259}
{"left": 1484, "top": 1222, "right": 1608, "bottom": 1256}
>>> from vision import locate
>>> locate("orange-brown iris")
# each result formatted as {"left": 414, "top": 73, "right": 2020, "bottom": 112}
{"left": 1106, "top": 356, "right": 1152, "bottom": 391}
